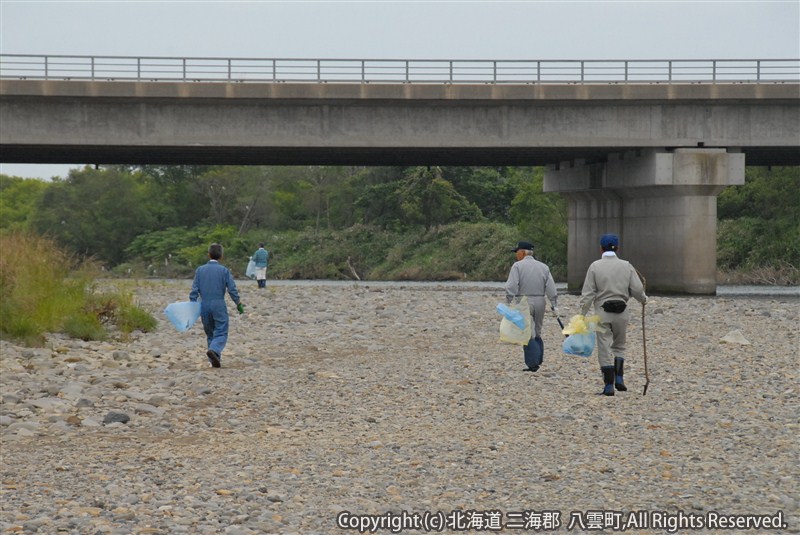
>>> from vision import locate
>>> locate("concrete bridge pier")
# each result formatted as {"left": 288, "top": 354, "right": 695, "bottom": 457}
{"left": 544, "top": 148, "right": 745, "bottom": 294}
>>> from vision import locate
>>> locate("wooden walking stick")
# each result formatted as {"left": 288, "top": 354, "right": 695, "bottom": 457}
{"left": 642, "top": 301, "right": 649, "bottom": 396}
{"left": 637, "top": 270, "right": 649, "bottom": 396}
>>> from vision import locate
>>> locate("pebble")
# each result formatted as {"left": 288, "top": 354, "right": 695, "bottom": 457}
{"left": 0, "top": 280, "right": 797, "bottom": 533}
{"left": 103, "top": 411, "right": 131, "bottom": 424}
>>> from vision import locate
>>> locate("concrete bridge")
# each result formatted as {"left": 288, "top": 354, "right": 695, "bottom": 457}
{"left": 1, "top": 55, "right": 799, "bottom": 293}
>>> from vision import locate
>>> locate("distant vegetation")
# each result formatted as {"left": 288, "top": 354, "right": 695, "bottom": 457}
{"left": 716, "top": 166, "right": 799, "bottom": 285}
{"left": 0, "top": 232, "right": 156, "bottom": 346}
{"left": 0, "top": 164, "right": 797, "bottom": 288}
{"left": 0, "top": 165, "right": 567, "bottom": 280}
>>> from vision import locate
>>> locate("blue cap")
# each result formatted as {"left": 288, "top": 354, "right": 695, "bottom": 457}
{"left": 512, "top": 241, "right": 534, "bottom": 252}
{"left": 600, "top": 234, "right": 619, "bottom": 248}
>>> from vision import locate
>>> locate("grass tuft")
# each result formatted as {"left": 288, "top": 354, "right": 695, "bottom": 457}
{"left": 0, "top": 232, "right": 156, "bottom": 346}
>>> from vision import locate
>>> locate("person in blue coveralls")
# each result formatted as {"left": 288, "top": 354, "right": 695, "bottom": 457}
{"left": 190, "top": 243, "right": 244, "bottom": 368}
{"left": 505, "top": 241, "right": 559, "bottom": 372}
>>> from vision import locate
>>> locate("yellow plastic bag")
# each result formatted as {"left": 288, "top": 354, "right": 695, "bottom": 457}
{"left": 498, "top": 296, "right": 532, "bottom": 345}
{"left": 562, "top": 314, "right": 602, "bottom": 335}
{"left": 561, "top": 314, "right": 602, "bottom": 357}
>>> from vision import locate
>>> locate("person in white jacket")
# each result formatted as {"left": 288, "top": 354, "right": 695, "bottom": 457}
{"left": 579, "top": 234, "right": 647, "bottom": 396}
{"left": 505, "top": 241, "right": 559, "bottom": 372}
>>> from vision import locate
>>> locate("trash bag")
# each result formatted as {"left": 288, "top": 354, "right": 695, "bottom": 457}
{"left": 563, "top": 332, "right": 596, "bottom": 357}
{"left": 164, "top": 301, "right": 201, "bottom": 333}
{"left": 245, "top": 258, "right": 256, "bottom": 279}
{"left": 498, "top": 296, "right": 532, "bottom": 345}
{"left": 561, "top": 314, "right": 601, "bottom": 336}
{"left": 496, "top": 302, "right": 526, "bottom": 329}
{"left": 561, "top": 314, "right": 602, "bottom": 357}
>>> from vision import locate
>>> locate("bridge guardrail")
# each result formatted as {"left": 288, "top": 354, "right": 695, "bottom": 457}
{"left": 1, "top": 55, "right": 798, "bottom": 84}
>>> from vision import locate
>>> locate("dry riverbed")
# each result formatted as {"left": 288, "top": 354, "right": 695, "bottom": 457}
{"left": 1, "top": 280, "right": 798, "bottom": 534}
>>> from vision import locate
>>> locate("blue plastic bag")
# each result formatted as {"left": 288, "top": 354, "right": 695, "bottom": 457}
{"left": 496, "top": 303, "right": 527, "bottom": 330}
{"left": 164, "top": 301, "right": 201, "bottom": 333}
{"left": 562, "top": 332, "right": 596, "bottom": 357}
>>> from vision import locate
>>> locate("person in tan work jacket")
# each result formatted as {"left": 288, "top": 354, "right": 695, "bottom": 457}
{"left": 505, "top": 241, "right": 559, "bottom": 372}
{"left": 579, "top": 234, "right": 647, "bottom": 396}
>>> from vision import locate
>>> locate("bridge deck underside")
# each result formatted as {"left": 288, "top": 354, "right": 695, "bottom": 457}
{"left": 2, "top": 144, "right": 797, "bottom": 167}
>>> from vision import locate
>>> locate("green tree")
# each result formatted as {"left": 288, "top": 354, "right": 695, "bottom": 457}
{"left": 398, "top": 166, "right": 482, "bottom": 229}
{"left": 717, "top": 166, "right": 800, "bottom": 269}
{"left": 508, "top": 167, "right": 567, "bottom": 271}
{"left": 352, "top": 167, "right": 408, "bottom": 229}
{"left": 234, "top": 167, "right": 274, "bottom": 235}
{"left": 441, "top": 166, "right": 516, "bottom": 221}
{"left": 0, "top": 175, "right": 50, "bottom": 231}
{"left": 29, "top": 168, "right": 155, "bottom": 266}
{"left": 115, "top": 165, "right": 212, "bottom": 229}
{"left": 324, "top": 166, "right": 369, "bottom": 229}
{"left": 301, "top": 166, "right": 352, "bottom": 233}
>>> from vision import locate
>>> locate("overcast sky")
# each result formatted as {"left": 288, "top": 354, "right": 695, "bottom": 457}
{"left": 1, "top": 0, "right": 799, "bottom": 179}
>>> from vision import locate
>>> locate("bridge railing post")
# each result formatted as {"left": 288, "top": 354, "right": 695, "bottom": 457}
{"left": 44, "top": 55, "right": 48, "bottom": 80}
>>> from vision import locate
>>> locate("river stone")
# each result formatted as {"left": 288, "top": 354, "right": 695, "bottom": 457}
{"left": 103, "top": 411, "right": 131, "bottom": 424}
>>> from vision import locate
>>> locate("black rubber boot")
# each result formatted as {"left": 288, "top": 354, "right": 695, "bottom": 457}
{"left": 614, "top": 357, "right": 627, "bottom": 391}
{"left": 601, "top": 366, "right": 615, "bottom": 396}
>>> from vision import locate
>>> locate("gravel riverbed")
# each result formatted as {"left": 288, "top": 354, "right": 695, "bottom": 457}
{"left": 1, "top": 280, "right": 798, "bottom": 534}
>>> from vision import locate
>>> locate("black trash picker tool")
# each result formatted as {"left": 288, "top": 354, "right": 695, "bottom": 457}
{"left": 551, "top": 306, "right": 567, "bottom": 337}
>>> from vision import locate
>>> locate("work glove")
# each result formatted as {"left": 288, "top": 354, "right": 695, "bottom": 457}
{"left": 237, "top": 303, "right": 245, "bottom": 315}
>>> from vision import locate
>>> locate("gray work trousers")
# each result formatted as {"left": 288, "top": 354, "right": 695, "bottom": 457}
{"left": 594, "top": 307, "right": 631, "bottom": 368}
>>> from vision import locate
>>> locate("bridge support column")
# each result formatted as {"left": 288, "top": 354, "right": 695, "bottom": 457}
{"left": 544, "top": 148, "right": 744, "bottom": 294}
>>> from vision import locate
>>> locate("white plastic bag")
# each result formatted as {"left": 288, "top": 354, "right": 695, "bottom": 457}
{"left": 498, "top": 296, "right": 532, "bottom": 345}
{"left": 164, "top": 301, "right": 201, "bottom": 333}
{"left": 245, "top": 258, "right": 256, "bottom": 279}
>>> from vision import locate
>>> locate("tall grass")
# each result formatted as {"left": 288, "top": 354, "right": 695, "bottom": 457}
{"left": 0, "top": 232, "right": 155, "bottom": 346}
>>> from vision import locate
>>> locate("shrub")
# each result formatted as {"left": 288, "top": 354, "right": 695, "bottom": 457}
{"left": 86, "top": 291, "right": 158, "bottom": 335}
{"left": 0, "top": 231, "right": 157, "bottom": 346}
{"left": 370, "top": 222, "right": 522, "bottom": 281}
{"left": 63, "top": 313, "right": 107, "bottom": 341}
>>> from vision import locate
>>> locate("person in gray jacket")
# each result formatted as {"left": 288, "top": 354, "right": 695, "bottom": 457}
{"left": 579, "top": 234, "right": 647, "bottom": 395}
{"left": 505, "top": 241, "right": 559, "bottom": 372}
